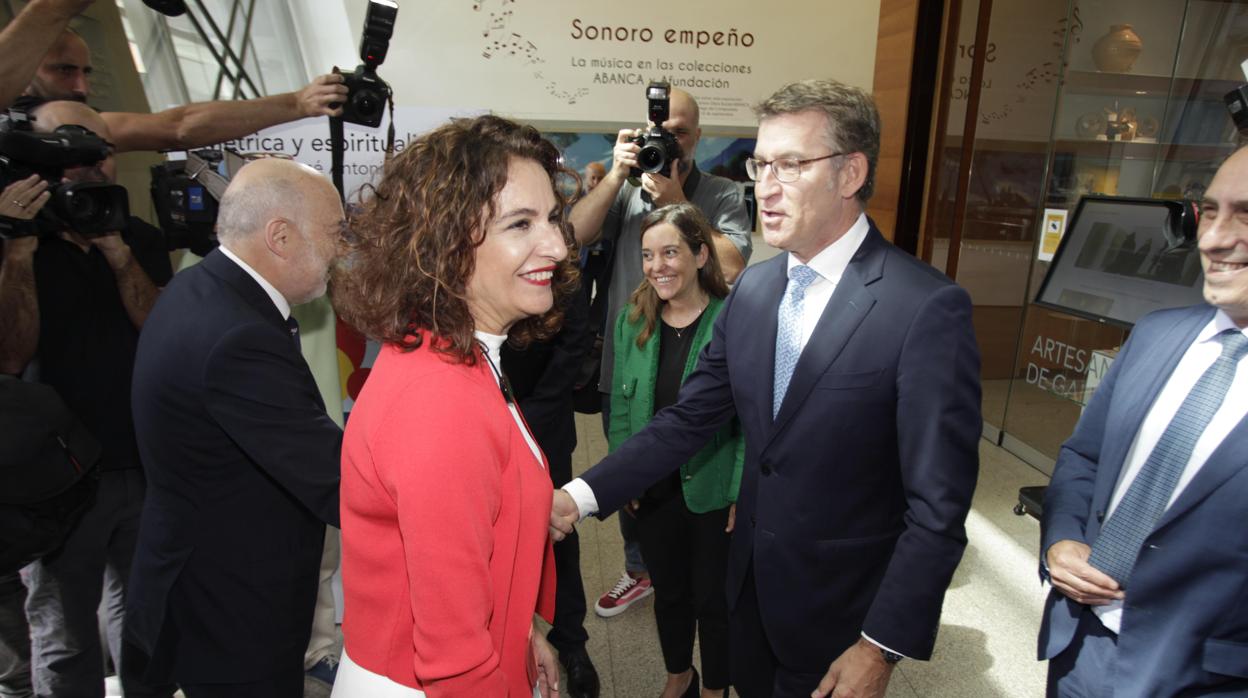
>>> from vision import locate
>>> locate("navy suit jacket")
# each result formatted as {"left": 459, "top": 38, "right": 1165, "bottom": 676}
{"left": 1040, "top": 304, "right": 1248, "bottom": 694}
{"left": 583, "top": 223, "right": 981, "bottom": 669}
{"left": 127, "top": 249, "right": 342, "bottom": 684}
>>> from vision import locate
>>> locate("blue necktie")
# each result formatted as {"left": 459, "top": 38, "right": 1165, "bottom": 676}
{"left": 773, "top": 264, "right": 820, "bottom": 419}
{"left": 1088, "top": 329, "right": 1248, "bottom": 586}
{"left": 286, "top": 316, "right": 301, "bottom": 352}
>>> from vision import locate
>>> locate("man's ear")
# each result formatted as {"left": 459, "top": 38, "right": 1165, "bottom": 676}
{"left": 838, "top": 153, "right": 869, "bottom": 201}
{"left": 263, "top": 217, "right": 294, "bottom": 259}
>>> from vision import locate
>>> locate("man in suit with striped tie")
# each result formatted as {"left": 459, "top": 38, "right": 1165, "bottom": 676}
{"left": 1040, "top": 146, "right": 1248, "bottom": 696}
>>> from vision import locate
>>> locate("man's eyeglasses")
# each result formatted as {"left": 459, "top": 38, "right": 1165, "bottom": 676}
{"left": 745, "top": 153, "right": 846, "bottom": 183}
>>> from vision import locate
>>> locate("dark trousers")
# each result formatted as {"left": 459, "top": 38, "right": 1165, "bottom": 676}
{"left": 546, "top": 451, "right": 589, "bottom": 654}
{"left": 179, "top": 671, "right": 303, "bottom": 698}
{"left": 1046, "top": 608, "right": 1118, "bottom": 698}
{"left": 0, "top": 572, "right": 30, "bottom": 698}
{"left": 730, "top": 568, "right": 825, "bottom": 698}
{"left": 635, "top": 493, "right": 731, "bottom": 690}
{"left": 600, "top": 394, "right": 646, "bottom": 574}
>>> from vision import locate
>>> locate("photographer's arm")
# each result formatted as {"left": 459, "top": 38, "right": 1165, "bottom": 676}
{"left": 568, "top": 129, "right": 638, "bottom": 246}
{"left": 91, "top": 235, "right": 158, "bottom": 328}
{"left": 0, "top": 239, "right": 40, "bottom": 375}
{"left": 102, "top": 74, "right": 348, "bottom": 153}
{"left": 0, "top": 0, "right": 94, "bottom": 110}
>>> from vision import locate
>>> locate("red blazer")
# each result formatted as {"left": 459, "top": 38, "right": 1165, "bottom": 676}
{"left": 340, "top": 339, "right": 556, "bottom": 697}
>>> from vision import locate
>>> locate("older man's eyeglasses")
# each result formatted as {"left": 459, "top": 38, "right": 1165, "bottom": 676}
{"left": 745, "top": 153, "right": 846, "bottom": 183}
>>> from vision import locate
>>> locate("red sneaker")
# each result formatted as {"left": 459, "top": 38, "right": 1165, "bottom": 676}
{"left": 594, "top": 571, "right": 653, "bottom": 618}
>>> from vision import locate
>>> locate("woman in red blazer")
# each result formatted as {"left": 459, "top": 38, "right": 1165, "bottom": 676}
{"left": 330, "top": 115, "right": 579, "bottom": 697}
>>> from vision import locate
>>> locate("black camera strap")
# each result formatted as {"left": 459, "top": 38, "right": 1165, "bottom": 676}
{"left": 327, "top": 92, "right": 396, "bottom": 204}
{"left": 0, "top": 215, "right": 39, "bottom": 240}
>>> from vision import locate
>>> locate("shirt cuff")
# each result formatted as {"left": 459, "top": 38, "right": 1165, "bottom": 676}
{"left": 861, "top": 632, "right": 908, "bottom": 660}
{"left": 562, "top": 478, "right": 599, "bottom": 521}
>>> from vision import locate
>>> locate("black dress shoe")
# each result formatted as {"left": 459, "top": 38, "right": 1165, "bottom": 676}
{"left": 560, "top": 646, "right": 601, "bottom": 698}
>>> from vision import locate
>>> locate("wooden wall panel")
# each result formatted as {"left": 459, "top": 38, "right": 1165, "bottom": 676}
{"left": 868, "top": 0, "right": 922, "bottom": 242}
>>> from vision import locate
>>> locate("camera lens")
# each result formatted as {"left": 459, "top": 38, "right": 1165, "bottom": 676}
{"left": 637, "top": 143, "right": 667, "bottom": 174}
{"left": 64, "top": 189, "right": 99, "bottom": 221}
{"left": 353, "top": 90, "right": 380, "bottom": 118}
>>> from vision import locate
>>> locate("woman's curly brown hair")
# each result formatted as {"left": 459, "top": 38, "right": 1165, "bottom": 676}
{"left": 332, "top": 114, "right": 579, "bottom": 364}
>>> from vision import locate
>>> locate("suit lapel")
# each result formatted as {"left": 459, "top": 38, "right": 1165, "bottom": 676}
{"left": 741, "top": 256, "right": 788, "bottom": 442}
{"left": 202, "top": 249, "right": 288, "bottom": 331}
{"left": 1092, "top": 308, "right": 1211, "bottom": 511}
{"left": 1156, "top": 416, "right": 1248, "bottom": 531}
{"left": 766, "top": 229, "right": 884, "bottom": 446}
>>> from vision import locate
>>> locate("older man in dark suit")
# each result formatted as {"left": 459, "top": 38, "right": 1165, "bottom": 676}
{"left": 553, "top": 79, "right": 982, "bottom": 698}
{"left": 127, "top": 158, "right": 344, "bottom": 698}
{"left": 1040, "top": 146, "right": 1248, "bottom": 696}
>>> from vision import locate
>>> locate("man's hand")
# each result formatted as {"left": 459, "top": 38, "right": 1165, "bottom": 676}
{"left": 530, "top": 627, "right": 561, "bottom": 698}
{"left": 37, "top": 0, "right": 96, "bottom": 17}
{"left": 812, "top": 638, "right": 894, "bottom": 698}
{"left": 608, "top": 129, "right": 642, "bottom": 181}
{"left": 550, "top": 489, "right": 580, "bottom": 542}
{"left": 296, "top": 73, "right": 349, "bottom": 118}
{"left": 1046, "top": 539, "right": 1123, "bottom": 606}
{"left": 640, "top": 170, "right": 688, "bottom": 207}
{"left": 725, "top": 503, "right": 736, "bottom": 533}
{"left": 0, "top": 176, "right": 50, "bottom": 221}
{"left": 89, "top": 233, "right": 133, "bottom": 272}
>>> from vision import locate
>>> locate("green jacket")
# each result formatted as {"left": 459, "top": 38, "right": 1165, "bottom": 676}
{"left": 607, "top": 296, "right": 744, "bottom": 513}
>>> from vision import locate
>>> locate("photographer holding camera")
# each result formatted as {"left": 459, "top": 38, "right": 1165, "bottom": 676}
{"left": 566, "top": 84, "right": 751, "bottom": 624}
{"left": 17, "top": 27, "right": 348, "bottom": 154}
{"left": 0, "top": 99, "right": 174, "bottom": 698}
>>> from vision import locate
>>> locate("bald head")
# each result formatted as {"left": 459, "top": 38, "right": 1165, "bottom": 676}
{"left": 31, "top": 100, "right": 114, "bottom": 184}
{"left": 217, "top": 158, "right": 345, "bottom": 306}
{"left": 31, "top": 100, "right": 109, "bottom": 139}
{"left": 670, "top": 88, "right": 700, "bottom": 127}
{"left": 216, "top": 159, "right": 335, "bottom": 243}
{"left": 28, "top": 30, "right": 92, "bottom": 103}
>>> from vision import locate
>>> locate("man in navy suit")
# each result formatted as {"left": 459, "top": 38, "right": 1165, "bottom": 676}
{"left": 553, "top": 79, "right": 982, "bottom": 698}
{"left": 1040, "top": 147, "right": 1248, "bottom": 696}
{"left": 126, "top": 158, "right": 344, "bottom": 697}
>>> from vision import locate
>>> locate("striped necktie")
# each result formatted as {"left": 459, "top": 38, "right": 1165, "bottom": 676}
{"left": 773, "top": 264, "right": 820, "bottom": 419}
{"left": 1088, "top": 329, "right": 1248, "bottom": 586}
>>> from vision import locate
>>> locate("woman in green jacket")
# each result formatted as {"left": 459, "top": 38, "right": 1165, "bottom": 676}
{"left": 608, "top": 203, "right": 744, "bottom": 698}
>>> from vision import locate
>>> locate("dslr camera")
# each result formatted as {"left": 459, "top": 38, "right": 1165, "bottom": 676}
{"left": 629, "top": 81, "right": 683, "bottom": 180}
{"left": 0, "top": 111, "right": 129, "bottom": 239}
{"left": 337, "top": 0, "right": 398, "bottom": 128}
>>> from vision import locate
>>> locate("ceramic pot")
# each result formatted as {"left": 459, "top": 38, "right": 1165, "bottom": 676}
{"left": 1093, "top": 24, "right": 1142, "bottom": 73}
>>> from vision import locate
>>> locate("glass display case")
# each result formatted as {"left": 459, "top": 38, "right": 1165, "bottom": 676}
{"left": 924, "top": 0, "right": 1247, "bottom": 472}
{"left": 997, "top": 0, "right": 1247, "bottom": 470}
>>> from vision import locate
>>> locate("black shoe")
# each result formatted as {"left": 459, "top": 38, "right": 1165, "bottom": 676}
{"left": 560, "top": 646, "right": 600, "bottom": 698}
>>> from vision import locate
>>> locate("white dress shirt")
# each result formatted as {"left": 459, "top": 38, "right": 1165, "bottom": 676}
{"left": 1094, "top": 311, "right": 1248, "bottom": 633}
{"left": 218, "top": 245, "right": 291, "bottom": 319}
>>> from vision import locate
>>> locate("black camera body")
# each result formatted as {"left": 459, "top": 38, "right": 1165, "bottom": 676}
{"left": 629, "top": 82, "right": 683, "bottom": 180}
{"left": 150, "top": 149, "right": 247, "bottom": 255}
{"left": 338, "top": 0, "right": 398, "bottom": 128}
{"left": 340, "top": 66, "right": 393, "bottom": 128}
{"left": 0, "top": 113, "right": 129, "bottom": 239}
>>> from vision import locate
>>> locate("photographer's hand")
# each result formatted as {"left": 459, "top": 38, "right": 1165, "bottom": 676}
{"left": 608, "top": 128, "right": 642, "bottom": 181}
{"left": 0, "top": 176, "right": 50, "bottom": 221}
{"left": 297, "top": 73, "right": 349, "bottom": 118}
{"left": 89, "top": 233, "right": 133, "bottom": 272}
{"left": 640, "top": 170, "right": 687, "bottom": 207}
